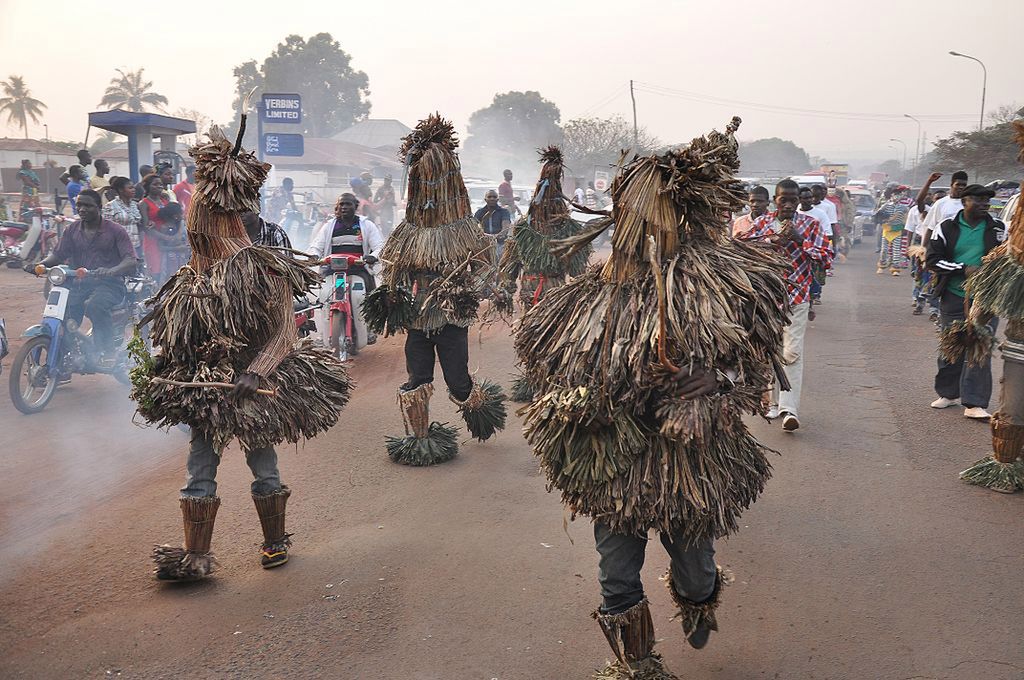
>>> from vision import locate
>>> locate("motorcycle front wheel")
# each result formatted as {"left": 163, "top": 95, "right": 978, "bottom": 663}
{"left": 9, "top": 335, "right": 59, "bottom": 414}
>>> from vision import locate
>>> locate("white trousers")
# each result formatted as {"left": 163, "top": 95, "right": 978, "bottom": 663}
{"left": 771, "top": 301, "right": 809, "bottom": 417}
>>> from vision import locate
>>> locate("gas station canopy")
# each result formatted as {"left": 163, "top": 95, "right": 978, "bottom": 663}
{"left": 88, "top": 109, "right": 197, "bottom": 181}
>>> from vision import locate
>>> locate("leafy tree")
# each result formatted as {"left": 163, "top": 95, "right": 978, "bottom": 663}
{"left": 561, "top": 115, "right": 660, "bottom": 179}
{"left": 0, "top": 75, "right": 46, "bottom": 138}
{"left": 876, "top": 159, "right": 904, "bottom": 182}
{"left": 932, "top": 107, "right": 1024, "bottom": 182}
{"left": 464, "top": 91, "right": 563, "bottom": 159}
{"left": 173, "top": 107, "right": 212, "bottom": 145}
{"left": 228, "top": 33, "right": 370, "bottom": 141}
{"left": 738, "top": 138, "right": 810, "bottom": 176}
{"left": 98, "top": 68, "right": 168, "bottom": 112}
{"left": 89, "top": 130, "right": 122, "bottom": 155}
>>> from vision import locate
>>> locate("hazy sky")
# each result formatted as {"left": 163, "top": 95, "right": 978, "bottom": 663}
{"left": 1, "top": 0, "right": 1020, "bottom": 165}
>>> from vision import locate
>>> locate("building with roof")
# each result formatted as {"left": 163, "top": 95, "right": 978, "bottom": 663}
{"left": 0, "top": 138, "right": 79, "bottom": 195}
{"left": 331, "top": 119, "right": 411, "bottom": 150}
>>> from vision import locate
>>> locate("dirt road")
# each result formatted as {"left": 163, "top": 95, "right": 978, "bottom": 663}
{"left": 1, "top": 249, "right": 1022, "bottom": 679}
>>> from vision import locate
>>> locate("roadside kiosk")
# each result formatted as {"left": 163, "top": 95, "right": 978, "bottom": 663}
{"left": 87, "top": 110, "right": 196, "bottom": 182}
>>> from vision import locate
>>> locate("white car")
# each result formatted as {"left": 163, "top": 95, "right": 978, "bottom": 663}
{"left": 1001, "top": 192, "right": 1019, "bottom": 229}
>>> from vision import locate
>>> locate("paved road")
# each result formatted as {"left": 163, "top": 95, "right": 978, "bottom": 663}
{"left": 1, "top": 248, "right": 1021, "bottom": 679}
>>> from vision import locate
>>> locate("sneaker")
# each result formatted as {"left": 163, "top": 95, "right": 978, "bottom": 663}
{"left": 808, "top": 309, "right": 816, "bottom": 321}
{"left": 782, "top": 413, "right": 800, "bottom": 431}
{"left": 876, "top": 267, "right": 885, "bottom": 274}
{"left": 912, "top": 306, "right": 923, "bottom": 316}
{"left": 930, "top": 397, "right": 960, "bottom": 409}
{"left": 964, "top": 407, "right": 992, "bottom": 420}
{"left": 765, "top": 406, "right": 780, "bottom": 420}
{"left": 688, "top": 624, "right": 712, "bottom": 650}
{"left": 891, "top": 270, "right": 900, "bottom": 276}
{"left": 260, "top": 537, "right": 291, "bottom": 569}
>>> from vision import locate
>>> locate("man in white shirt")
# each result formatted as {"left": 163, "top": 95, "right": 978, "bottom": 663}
{"left": 811, "top": 184, "right": 839, "bottom": 247}
{"left": 798, "top": 186, "right": 832, "bottom": 315}
{"left": 919, "top": 170, "right": 968, "bottom": 243}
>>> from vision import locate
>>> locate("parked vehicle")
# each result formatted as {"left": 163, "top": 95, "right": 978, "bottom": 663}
{"left": 8, "top": 266, "right": 154, "bottom": 414}
{"left": 1001, "top": 192, "right": 1019, "bottom": 225}
{"left": 1, "top": 208, "right": 60, "bottom": 268}
{"left": 318, "top": 254, "right": 375, "bottom": 362}
{"left": 847, "top": 188, "right": 878, "bottom": 238}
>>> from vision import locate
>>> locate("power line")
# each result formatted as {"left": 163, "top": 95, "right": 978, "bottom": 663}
{"left": 631, "top": 81, "right": 977, "bottom": 124}
{"left": 575, "top": 84, "right": 629, "bottom": 118}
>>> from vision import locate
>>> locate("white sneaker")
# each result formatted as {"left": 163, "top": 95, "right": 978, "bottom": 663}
{"left": 765, "top": 406, "right": 780, "bottom": 420}
{"left": 930, "top": 397, "right": 960, "bottom": 409}
{"left": 782, "top": 413, "right": 800, "bottom": 431}
{"left": 964, "top": 407, "right": 992, "bottom": 420}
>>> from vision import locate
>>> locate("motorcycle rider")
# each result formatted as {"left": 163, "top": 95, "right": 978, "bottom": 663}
{"left": 307, "top": 193, "right": 384, "bottom": 346}
{"left": 28, "top": 189, "right": 137, "bottom": 365}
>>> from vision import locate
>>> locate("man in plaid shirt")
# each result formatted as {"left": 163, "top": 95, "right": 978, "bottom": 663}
{"left": 736, "top": 179, "right": 832, "bottom": 431}
{"left": 241, "top": 211, "right": 292, "bottom": 251}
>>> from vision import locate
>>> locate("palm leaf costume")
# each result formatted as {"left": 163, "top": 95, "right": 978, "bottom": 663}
{"left": 499, "top": 146, "right": 593, "bottom": 403}
{"left": 363, "top": 114, "right": 507, "bottom": 466}
{"left": 131, "top": 126, "right": 352, "bottom": 451}
{"left": 130, "top": 106, "right": 353, "bottom": 582}
{"left": 515, "top": 118, "right": 790, "bottom": 677}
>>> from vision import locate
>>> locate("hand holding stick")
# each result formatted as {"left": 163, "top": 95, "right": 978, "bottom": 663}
{"left": 151, "top": 376, "right": 277, "bottom": 397}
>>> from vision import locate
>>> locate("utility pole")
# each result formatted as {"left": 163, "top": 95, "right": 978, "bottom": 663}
{"left": 889, "top": 139, "right": 907, "bottom": 181}
{"left": 904, "top": 114, "right": 922, "bottom": 188}
{"left": 629, "top": 80, "right": 638, "bottom": 147}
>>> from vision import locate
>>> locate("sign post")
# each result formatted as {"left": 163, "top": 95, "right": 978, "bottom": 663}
{"left": 260, "top": 94, "right": 303, "bottom": 124}
{"left": 257, "top": 93, "right": 303, "bottom": 213}
{"left": 262, "top": 133, "right": 305, "bottom": 157}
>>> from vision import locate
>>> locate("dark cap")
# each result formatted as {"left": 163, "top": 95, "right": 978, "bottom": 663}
{"left": 961, "top": 184, "right": 995, "bottom": 199}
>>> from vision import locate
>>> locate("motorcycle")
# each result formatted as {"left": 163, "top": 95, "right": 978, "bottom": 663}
{"left": 294, "top": 296, "right": 321, "bottom": 339}
{"left": 8, "top": 266, "right": 154, "bottom": 414}
{"left": 1, "top": 208, "right": 60, "bottom": 268}
{"left": 318, "top": 254, "right": 375, "bottom": 362}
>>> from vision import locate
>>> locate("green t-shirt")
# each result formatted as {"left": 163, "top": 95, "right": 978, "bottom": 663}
{"left": 948, "top": 214, "right": 987, "bottom": 298}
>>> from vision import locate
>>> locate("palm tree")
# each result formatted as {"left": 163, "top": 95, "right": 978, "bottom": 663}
{"left": 98, "top": 68, "right": 169, "bottom": 112}
{"left": 0, "top": 75, "right": 47, "bottom": 139}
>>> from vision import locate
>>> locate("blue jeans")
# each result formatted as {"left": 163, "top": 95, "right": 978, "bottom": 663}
{"left": 182, "top": 430, "right": 282, "bottom": 497}
{"left": 594, "top": 522, "right": 717, "bottom": 615}
{"left": 935, "top": 290, "right": 997, "bottom": 408}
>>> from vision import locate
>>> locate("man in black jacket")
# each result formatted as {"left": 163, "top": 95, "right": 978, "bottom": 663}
{"left": 926, "top": 184, "right": 1007, "bottom": 419}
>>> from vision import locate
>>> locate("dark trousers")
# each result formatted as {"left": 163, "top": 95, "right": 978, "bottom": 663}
{"left": 594, "top": 522, "right": 717, "bottom": 615}
{"left": 936, "top": 290, "right": 997, "bottom": 408}
{"left": 67, "top": 279, "right": 125, "bottom": 352}
{"left": 403, "top": 325, "right": 472, "bottom": 401}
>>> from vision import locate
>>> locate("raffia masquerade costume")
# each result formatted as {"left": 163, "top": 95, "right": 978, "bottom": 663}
{"left": 938, "top": 127, "right": 1024, "bottom": 493}
{"left": 497, "top": 146, "right": 592, "bottom": 402}
{"left": 515, "top": 118, "right": 791, "bottom": 678}
{"left": 363, "top": 114, "right": 507, "bottom": 466}
{"left": 131, "top": 114, "right": 353, "bottom": 580}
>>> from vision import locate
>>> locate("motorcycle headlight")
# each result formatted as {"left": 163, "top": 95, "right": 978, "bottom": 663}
{"left": 47, "top": 268, "right": 67, "bottom": 286}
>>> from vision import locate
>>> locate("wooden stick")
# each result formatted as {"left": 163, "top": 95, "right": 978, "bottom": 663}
{"left": 152, "top": 377, "right": 277, "bottom": 396}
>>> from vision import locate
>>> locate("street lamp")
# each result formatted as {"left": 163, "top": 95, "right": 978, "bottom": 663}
{"left": 889, "top": 138, "right": 907, "bottom": 179}
{"left": 43, "top": 123, "right": 50, "bottom": 193}
{"left": 904, "top": 114, "right": 922, "bottom": 187}
{"left": 949, "top": 51, "right": 987, "bottom": 132}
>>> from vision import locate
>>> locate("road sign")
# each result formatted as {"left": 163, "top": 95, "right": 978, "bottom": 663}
{"left": 594, "top": 170, "right": 610, "bottom": 192}
{"left": 263, "top": 133, "right": 304, "bottom": 157}
{"left": 260, "top": 93, "right": 302, "bottom": 124}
